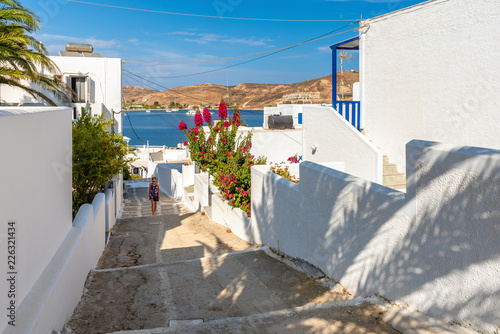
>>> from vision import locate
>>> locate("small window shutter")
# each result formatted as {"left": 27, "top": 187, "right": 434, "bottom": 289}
{"left": 86, "top": 77, "right": 91, "bottom": 103}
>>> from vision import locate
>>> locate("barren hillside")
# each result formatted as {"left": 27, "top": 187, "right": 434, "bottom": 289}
{"left": 123, "top": 71, "right": 358, "bottom": 110}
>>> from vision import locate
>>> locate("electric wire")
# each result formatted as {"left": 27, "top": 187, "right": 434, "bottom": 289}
{"left": 123, "top": 27, "right": 359, "bottom": 66}
{"left": 122, "top": 25, "right": 357, "bottom": 119}
{"left": 123, "top": 69, "right": 207, "bottom": 104}
{"left": 123, "top": 110, "right": 147, "bottom": 144}
{"left": 121, "top": 74, "right": 148, "bottom": 144}
{"left": 66, "top": 0, "right": 358, "bottom": 22}
{"left": 129, "top": 23, "right": 358, "bottom": 79}
{"left": 124, "top": 70, "right": 281, "bottom": 116}
{"left": 123, "top": 71, "right": 263, "bottom": 120}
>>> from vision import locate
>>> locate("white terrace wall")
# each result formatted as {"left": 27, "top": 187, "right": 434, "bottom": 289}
{"left": 0, "top": 107, "right": 113, "bottom": 333}
{"left": 155, "top": 163, "right": 185, "bottom": 201}
{"left": 359, "top": 0, "right": 500, "bottom": 172}
{"left": 250, "top": 140, "right": 500, "bottom": 333}
{"left": 302, "top": 106, "right": 382, "bottom": 183}
{"left": 251, "top": 129, "right": 303, "bottom": 164}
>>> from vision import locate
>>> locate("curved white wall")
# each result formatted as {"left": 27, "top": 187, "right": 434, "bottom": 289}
{"left": 360, "top": 0, "right": 500, "bottom": 171}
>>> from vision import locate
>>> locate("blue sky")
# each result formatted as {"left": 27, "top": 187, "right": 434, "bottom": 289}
{"left": 24, "top": 0, "right": 426, "bottom": 89}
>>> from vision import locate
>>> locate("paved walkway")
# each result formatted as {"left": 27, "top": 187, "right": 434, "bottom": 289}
{"left": 61, "top": 179, "right": 458, "bottom": 334}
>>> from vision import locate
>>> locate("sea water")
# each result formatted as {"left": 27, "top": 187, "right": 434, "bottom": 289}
{"left": 122, "top": 109, "right": 264, "bottom": 147}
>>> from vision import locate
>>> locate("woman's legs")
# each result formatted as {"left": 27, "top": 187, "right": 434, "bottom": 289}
{"left": 150, "top": 199, "right": 155, "bottom": 215}
{"left": 153, "top": 200, "right": 157, "bottom": 215}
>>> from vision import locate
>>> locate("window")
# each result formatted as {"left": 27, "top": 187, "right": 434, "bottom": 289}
{"left": 68, "top": 76, "right": 89, "bottom": 103}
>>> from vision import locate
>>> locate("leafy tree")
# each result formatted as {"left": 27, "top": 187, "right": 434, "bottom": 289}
{"left": 0, "top": 0, "right": 72, "bottom": 105}
{"left": 72, "top": 107, "right": 135, "bottom": 214}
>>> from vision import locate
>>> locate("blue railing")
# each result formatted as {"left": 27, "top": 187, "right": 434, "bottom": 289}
{"left": 336, "top": 101, "right": 361, "bottom": 131}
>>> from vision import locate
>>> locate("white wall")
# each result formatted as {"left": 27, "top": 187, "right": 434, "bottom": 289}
{"left": 251, "top": 129, "right": 303, "bottom": 164}
{"left": 0, "top": 107, "right": 111, "bottom": 333}
{"left": 155, "top": 163, "right": 184, "bottom": 200}
{"left": 6, "top": 192, "right": 110, "bottom": 334}
{"left": 302, "top": 105, "right": 382, "bottom": 183}
{"left": 360, "top": 0, "right": 500, "bottom": 171}
{"left": 209, "top": 192, "right": 261, "bottom": 245}
{"left": 163, "top": 148, "right": 188, "bottom": 161}
{"left": 193, "top": 173, "right": 209, "bottom": 211}
{"left": 0, "top": 107, "right": 72, "bottom": 328}
{"left": 248, "top": 140, "right": 500, "bottom": 333}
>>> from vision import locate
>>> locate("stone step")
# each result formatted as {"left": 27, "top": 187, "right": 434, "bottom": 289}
{"left": 386, "top": 183, "right": 406, "bottom": 190}
{"left": 383, "top": 155, "right": 390, "bottom": 164}
{"left": 383, "top": 172, "right": 406, "bottom": 185}
{"left": 108, "top": 297, "right": 396, "bottom": 334}
{"left": 383, "top": 163, "right": 398, "bottom": 174}
{"left": 107, "top": 296, "right": 475, "bottom": 334}
{"left": 184, "top": 185, "right": 195, "bottom": 194}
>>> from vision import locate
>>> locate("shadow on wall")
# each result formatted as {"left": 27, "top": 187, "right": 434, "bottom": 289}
{"left": 251, "top": 140, "right": 500, "bottom": 333}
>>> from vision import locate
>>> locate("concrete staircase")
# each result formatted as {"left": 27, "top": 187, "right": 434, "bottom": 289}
{"left": 382, "top": 155, "right": 406, "bottom": 190}
{"left": 183, "top": 184, "right": 195, "bottom": 211}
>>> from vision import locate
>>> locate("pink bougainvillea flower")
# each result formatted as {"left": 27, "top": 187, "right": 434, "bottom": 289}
{"left": 184, "top": 141, "right": 188, "bottom": 146}
{"left": 218, "top": 99, "right": 228, "bottom": 119}
{"left": 242, "top": 191, "right": 248, "bottom": 197}
{"left": 178, "top": 121, "right": 187, "bottom": 131}
{"left": 194, "top": 111, "right": 203, "bottom": 127}
{"left": 223, "top": 121, "right": 231, "bottom": 128}
{"left": 203, "top": 108, "right": 212, "bottom": 123}
{"left": 232, "top": 108, "right": 241, "bottom": 126}
{"left": 201, "top": 151, "right": 205, "bottom": 154}
{"left": 194, "top": 127, "right": 199, "bottom": 135}
{"left": 221, "top": 138, "right": 227, "bottom": 142}
{"left": 193, "top": 136, "right": 198, "bottom": 140}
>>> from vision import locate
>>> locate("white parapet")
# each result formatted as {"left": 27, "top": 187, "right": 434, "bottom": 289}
{"left": 248, "top": 140, "right": 500, "bottom": 333}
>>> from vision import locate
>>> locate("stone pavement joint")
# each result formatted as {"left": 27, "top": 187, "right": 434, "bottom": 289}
{"left": 61, "top": 179, "right": 471, "bottom": 334}
{"left": 91, "top": 246, "right": 270, "bottom": 273}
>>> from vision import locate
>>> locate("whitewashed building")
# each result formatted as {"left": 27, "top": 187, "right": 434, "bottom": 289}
{"left": 0, "top": 43, "right": 123, "bottom": 133}
{"left": 332, "top": 0, "right": 500, "bottom": 172}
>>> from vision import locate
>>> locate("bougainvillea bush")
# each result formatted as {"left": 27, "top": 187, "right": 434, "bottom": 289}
{"left": 269, "top": 154, "right": 300, "bottom": 184}
{"left": 179, "top": 99, "right": 266, "bottom": 216}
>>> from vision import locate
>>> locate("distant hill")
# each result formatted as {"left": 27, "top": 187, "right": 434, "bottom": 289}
{"left": 122, "top": 71, "right": 359, "bottom": 110}
{"left": 122, "top": 86, "right": 158, "bottom": 104}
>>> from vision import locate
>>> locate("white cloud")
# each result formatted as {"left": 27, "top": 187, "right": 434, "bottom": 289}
{"left": 85, "top": 37, "right": 120, "bottom": 49}
{"left": 168, "top": 31, "right": 197, "bottom": 36}
{"left": 128, "top": 38, "right": 140, "bottom": 44}
{"left": 221, "top": 37, "right": 271, "bottom": 46}
{"left": 317, "top": 46, "right": 332, "bottom": 53}
{"left": 179, "top": 32, "right": 272, "bottom": 47}
{"left": 44, "top": 43, "right": 65, "bottom": 55}
{"left": 150, "top": 49, "right": 185, "bottom": 59}
{"left": 183, "top": 33, "right": 225, "bottom": 45}
{"left": 38, "top": 33, "right": 120, "bottom": 49}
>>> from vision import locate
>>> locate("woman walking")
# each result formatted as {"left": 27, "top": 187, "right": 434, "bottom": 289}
{"left": 149, "top": 177, "right": 160, "bottom": 215}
